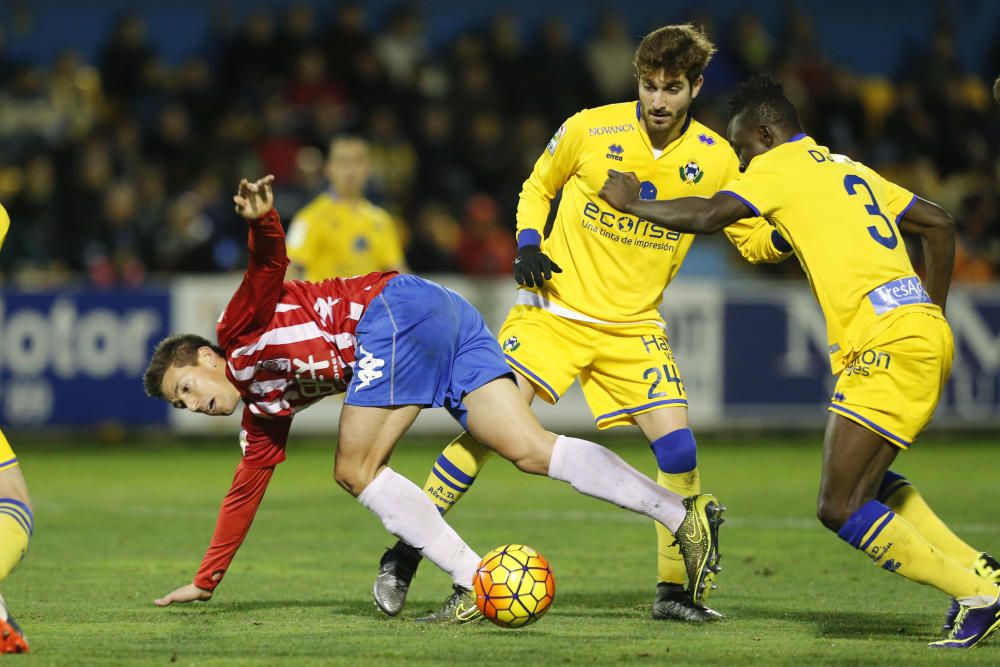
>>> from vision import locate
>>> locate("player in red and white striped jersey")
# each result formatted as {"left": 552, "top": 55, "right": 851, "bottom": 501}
{"left": 143, "top": 175, "right": 725, "bottom": 621}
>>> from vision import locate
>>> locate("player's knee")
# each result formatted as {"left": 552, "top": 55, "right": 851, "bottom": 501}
{"left": 816, "top": 496, "right": 849, "bottom": 531}
{"left": 649, "top": 428, "right": 697, "bottom": 474}
{"left": 509, "top": 432, "right": 556, "bottom": 476}
{"left": 333, "top": 460, "right": 374, "bottom": 497}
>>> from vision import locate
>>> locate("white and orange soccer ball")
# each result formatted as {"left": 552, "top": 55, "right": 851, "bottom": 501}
{"left": 473, "top": 544, "right": 555, "bottom": 628}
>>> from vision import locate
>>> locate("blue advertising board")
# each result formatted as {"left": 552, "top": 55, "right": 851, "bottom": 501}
{"left": 2, "top": 279, "right": 998, "bottom": 431}
{"left": 0, "top": 289, "right": 170, "bottom": 426}
{"left": 715, "top": 286, "right": 1000, "bottom": 426}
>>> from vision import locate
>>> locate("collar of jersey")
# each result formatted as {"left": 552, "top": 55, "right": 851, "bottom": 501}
{"left": 634, "top": 101, "right": 693, "bottom": 158}
{"left": 748, "top": 133, "right": 816, "bottom": 171}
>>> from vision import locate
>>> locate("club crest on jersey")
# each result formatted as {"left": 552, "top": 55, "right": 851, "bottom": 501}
{"left": 502, "top": 336, "right": 521, "bottom": 352}
{"left": 606, "top": 144, "right": 624, "bottom": 161}
{"left": 257, "top": 358, "right": 290, "bottom": 373}
{"left": 546, "top": 124, "right": 566, "bottom": 155}
{"left": 679, "top": 160, "right": 704, "bottom": 184}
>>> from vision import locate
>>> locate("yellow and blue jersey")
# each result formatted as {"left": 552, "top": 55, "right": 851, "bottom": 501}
{"left": 0, "top": 202, "right": 9, "bottom": 250}
{"left": 720, "top": 134, "right": 942, "bottom": 373}
{"left": 518, "top": 102, "right": 789, "bottom": 324}
{"left": 0, "top": 429, "right": 17, "bottom": 472}
{"left": 0, "top": 204, "right": 17, "bottom": 470}
{"left": 286, "top": 191, "right": 404, "bottom": 282}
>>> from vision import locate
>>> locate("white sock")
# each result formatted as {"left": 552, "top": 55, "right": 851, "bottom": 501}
{"left": 547, "top": 435, "right": 686, "bottom": 533}
{"left": 357, "top": 467, "right": 480, "bottom": 588}
{"left": 958, "top": 590, "right": 1000, "bottom": 608}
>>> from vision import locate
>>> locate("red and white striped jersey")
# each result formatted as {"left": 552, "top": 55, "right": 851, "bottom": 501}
{"left": 191, "top": 206, "right": 397, "bottom": 595}
{"left": 216, "top": 208, "right": 396, "bottom": 467}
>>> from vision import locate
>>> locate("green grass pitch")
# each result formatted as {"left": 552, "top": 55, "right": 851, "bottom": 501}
{"left": 5, "top": 432, "right": 999, "bottom": 665}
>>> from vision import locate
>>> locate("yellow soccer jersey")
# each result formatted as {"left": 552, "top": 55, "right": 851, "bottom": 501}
{"left": 518, "top": 102, "right": 788, "bottom": 323}
{"left": 286, "top": 192, "right": 404, "bottom": 281}
{"left": 0, "top": 203, "right": 9, "bottom": 251}
{"left": 721, "top": 134, "right": 942, "bottom": 373}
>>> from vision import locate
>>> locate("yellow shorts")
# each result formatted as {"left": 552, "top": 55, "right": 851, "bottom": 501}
{"left": 0, "top": 429, "right": 17, "bottom": 472}
{"left": 497, "top": 305, "right": 687, "bottom": 429}
{"left": 828, "top": 312, "right": 953, "bottom": 448}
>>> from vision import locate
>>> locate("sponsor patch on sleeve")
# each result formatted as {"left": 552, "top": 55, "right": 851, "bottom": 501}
{"left": 546, "top": 124, "right": 566, "bottom": 155}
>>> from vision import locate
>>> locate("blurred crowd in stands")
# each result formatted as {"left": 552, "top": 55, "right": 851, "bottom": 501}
{"left": 0, "top": 3, "right": 999, "bottom": 286}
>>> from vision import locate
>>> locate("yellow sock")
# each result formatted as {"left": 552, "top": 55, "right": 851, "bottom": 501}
{"left": 879, "top": 471, "right": 980, "bottom": 569}
{"left": 656, "top": 468, "right": 701, "bottom": 585}
{"left": 0, "top": 498, "right": 32, "bottom": 580}
{"left": 840, "top": 500, "right": 996, "bottom": 599}
{"left": 422, "top": 432, "right": 493, "bottom": 515}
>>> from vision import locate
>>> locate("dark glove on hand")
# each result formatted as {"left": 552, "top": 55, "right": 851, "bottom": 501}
{"left": 513, "top": 245, "right": 562, "bottom": 288}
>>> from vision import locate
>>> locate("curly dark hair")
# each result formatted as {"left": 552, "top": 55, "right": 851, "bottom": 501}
{"left": 726, "top": 74, "right": 803, "bottom": 132}
{"left": 143, "top": 333, "right": 222, "bottom": 400}
{"left": 633, "top": 24, "right": 717, "bottom": 85}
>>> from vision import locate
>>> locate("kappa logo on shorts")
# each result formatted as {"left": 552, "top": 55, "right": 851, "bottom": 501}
{"left": 354, "top": 344, "right": 385, "bottom": 391}
{"left": 502, "top": 336, "right": 521, "bottom": 352}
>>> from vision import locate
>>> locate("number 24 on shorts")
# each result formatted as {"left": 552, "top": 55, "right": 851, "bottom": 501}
{"left": 644, "top": 363, "right": 683, "bottom": 399}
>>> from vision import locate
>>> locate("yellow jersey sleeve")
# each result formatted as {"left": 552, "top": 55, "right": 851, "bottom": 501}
{"left": 857, "top": 164, "right": 917, "bottom": 220}
{"left": 0, "top": 203, "right": 9, "bottom": 251}
{"left": 719, "top": 158, "right": 786, "bottom": 219}
{"left": 717, "top": 153, "right": 792, "bottom": 264}
{"left": 516, "top": 113, "right": 585, "bottom": 243}
{"left": 286, "top": 200, "right": 321, "bottom": 268}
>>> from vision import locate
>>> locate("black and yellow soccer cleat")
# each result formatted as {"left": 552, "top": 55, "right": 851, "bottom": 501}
{"left": 674, "top": 494, "right": 725, "bottom": 605}
{"left": 373, "top": 541, "right": 423, "bottom": 617}
{"left": 414, "top": 585, "right": 483, "bottom": 624}
{"left": 651, "top": 582, "right": 724, "bottom": 622}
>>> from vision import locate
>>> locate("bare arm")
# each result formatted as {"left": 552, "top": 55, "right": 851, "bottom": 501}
{"left": 599, "top": 170, "right": 753, "bottom": 235}
{"left": 897, "top": 197, "right": 955, "bottom": 311}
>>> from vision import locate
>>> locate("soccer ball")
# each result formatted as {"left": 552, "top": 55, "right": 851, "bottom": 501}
{"left": 473, "top": 544, "right": 555, "bottom": 628}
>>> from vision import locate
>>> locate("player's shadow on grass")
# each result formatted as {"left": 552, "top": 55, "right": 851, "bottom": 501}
{"left": 207, "top": 599, "right": 377, "bottom": 616}
{"left": 754, "top": 607, "right": 933, "bottom": 640}
{"left": 522, "top": 590, "right": 652, "bottom": 620}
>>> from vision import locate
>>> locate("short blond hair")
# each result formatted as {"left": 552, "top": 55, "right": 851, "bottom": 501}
{"left": 633, "top": 24, "right": 717, "bottom": 84}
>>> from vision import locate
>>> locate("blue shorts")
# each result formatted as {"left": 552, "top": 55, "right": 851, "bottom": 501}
{"left": 345, "top": 274, "right": 514, "bottom": 429}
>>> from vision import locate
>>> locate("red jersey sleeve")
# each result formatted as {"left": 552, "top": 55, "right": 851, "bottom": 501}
{"left": 193, "top": 461, "right": 275, "bottom": 591}
{"left": 191, "top": 409, "right": 291, "bottom": 592}
{"left": 217, "top": 208, "right": 290, "bottom": 348}
{"left": 239, "top": 406, "right": 291, "bottom": 469}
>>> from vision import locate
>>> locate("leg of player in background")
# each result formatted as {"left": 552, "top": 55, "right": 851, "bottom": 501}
{"left": 460, "top": 377, "right": 724, "bottom": 607}
{"left": 877, "top": 468, "right": 1000, "bottom": 632}
{"left": 374, "top": 379, "right": 535, "bottom": 616}
{"left": 634, "top": 408, "right": 721, "bottom": 622}
{"left": 0, "top": 430, "right": 33, "bottom": 654}
{"left": 817, "top": 415, "right": 1000, "bottom": 649}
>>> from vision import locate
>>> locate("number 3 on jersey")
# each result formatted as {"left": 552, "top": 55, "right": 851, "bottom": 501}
{"left": 843, "top": 174, "right": 898, "bottom": 249}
